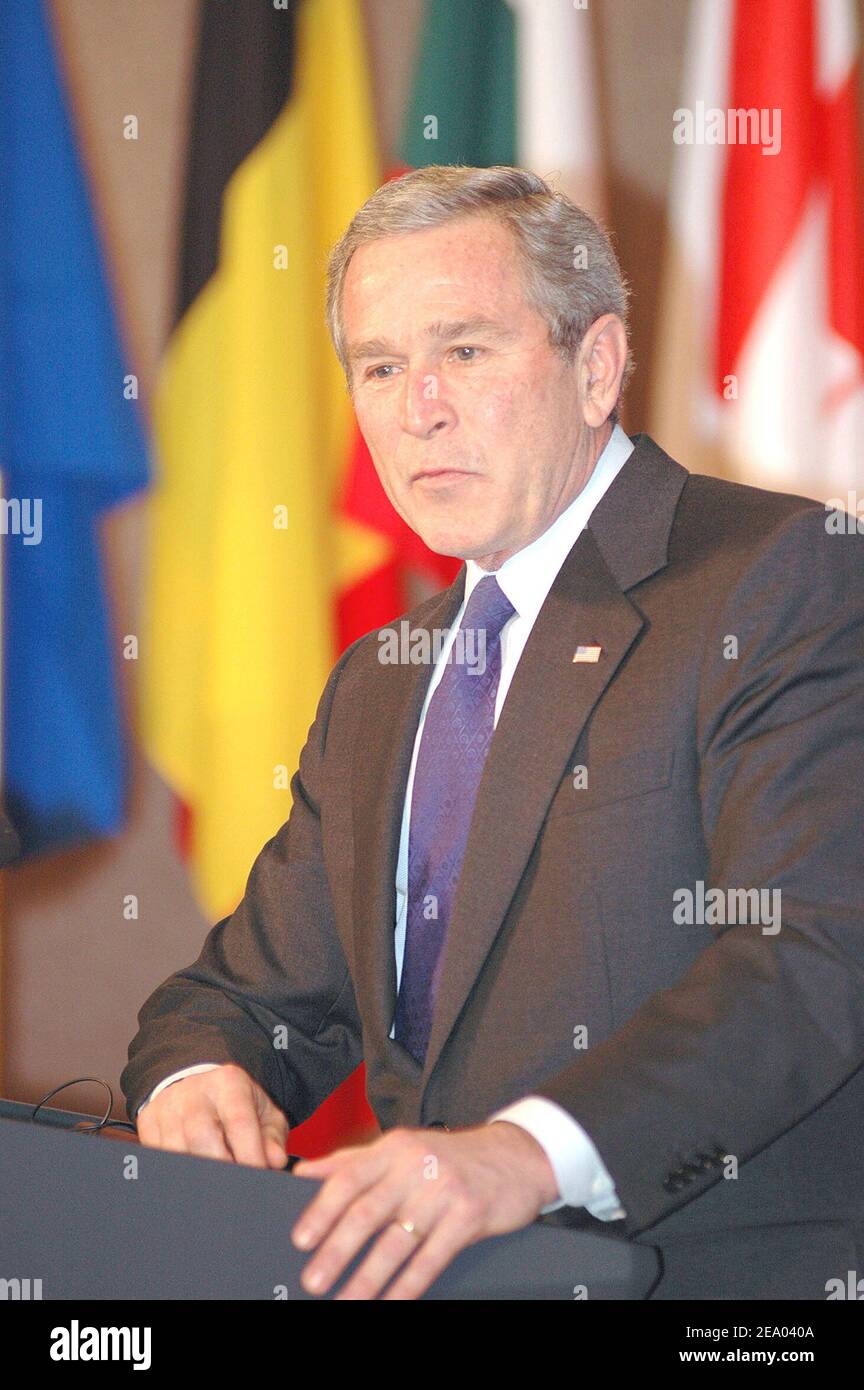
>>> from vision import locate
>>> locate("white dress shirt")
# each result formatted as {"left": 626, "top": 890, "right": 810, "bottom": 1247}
{"left": 140, "top": 426, "right": 634, "bottom": 1222}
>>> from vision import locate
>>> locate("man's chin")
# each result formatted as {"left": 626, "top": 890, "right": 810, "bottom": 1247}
{"left": 416, "top": 531, "right": 492, "bottom": 561}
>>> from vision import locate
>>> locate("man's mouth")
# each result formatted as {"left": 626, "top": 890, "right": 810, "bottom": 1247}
{"left": 411, "top": 468, "right": 476, "bottom": 484}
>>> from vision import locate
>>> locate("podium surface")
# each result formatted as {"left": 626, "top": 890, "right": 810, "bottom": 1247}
{"left": 0, "top": 1099, "right": 660, "bottom": 1299}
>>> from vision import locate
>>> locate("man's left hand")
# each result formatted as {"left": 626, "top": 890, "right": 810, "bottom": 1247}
{"left": 290, "top": 1121, "right": 560, "bottom": 1300}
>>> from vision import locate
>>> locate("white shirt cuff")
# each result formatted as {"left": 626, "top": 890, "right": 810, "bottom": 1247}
{"left": 487, "top": 1095, "right": 626, "bottom": 1220}
{"left": 136, "top": 1063, "right": 222, "bottom": 1116}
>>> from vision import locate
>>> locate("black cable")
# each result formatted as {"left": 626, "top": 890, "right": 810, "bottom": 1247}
{"left": 31, "top": 1077, "right": 137, "bottom": 1134}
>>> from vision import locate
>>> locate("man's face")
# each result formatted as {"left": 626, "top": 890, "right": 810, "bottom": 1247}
{"left": 341, "top": 215, "right": 609, "bottom": 569}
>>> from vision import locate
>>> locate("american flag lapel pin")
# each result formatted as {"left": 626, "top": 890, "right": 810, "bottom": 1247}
{"left": 572, "top": 644, "right": 603, "bottom": 663}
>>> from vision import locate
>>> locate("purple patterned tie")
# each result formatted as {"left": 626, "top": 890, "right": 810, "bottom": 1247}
{"left": 393, "top": 574, "right": 517, "bottom": 1065}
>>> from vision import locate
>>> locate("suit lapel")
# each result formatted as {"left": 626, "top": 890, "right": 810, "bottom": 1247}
{"left": 351, "top": 434, "right": 689, "bottom": 1084}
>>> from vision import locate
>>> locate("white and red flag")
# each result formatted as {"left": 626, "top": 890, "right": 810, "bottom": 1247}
{"left": 652, "top": 0, "right": 864, "bottom": 503}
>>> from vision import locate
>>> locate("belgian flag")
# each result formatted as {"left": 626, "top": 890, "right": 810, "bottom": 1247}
{"left": 143, "top": 0, "right": 384, "bottom": 1150}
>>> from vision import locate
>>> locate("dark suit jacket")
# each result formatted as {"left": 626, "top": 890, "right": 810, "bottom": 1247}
{"left": 122, "top": 433, "right": 864, "bottom": 1299}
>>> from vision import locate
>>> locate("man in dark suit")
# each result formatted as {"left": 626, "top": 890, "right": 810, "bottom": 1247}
{"left": 123, "top": 165, "right": 864, "bottom": 1301}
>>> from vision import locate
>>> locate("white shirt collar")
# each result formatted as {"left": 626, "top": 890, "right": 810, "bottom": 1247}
{"left": 462, "top": 423, "right": 635, "bottom": 626}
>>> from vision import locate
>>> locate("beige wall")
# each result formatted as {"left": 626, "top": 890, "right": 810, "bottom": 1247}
{"left": 4, "top": 0, "right": 862, "bottom": 1116}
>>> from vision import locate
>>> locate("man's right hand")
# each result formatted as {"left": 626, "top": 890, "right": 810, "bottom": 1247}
{"left": 135, "top": 1063, "right": 289, "bottom": 1169}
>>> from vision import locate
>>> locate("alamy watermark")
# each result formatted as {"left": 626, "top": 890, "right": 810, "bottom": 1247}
{"left": 378, "top": 620, "right": 488, "bottom": 675}
{"left": 0, "top": 496, "right": 42, "bottom": 545}
{"left": 50, "top": 1321, "right": 151, "bottom": 1370}
{"left": 673, "top": 102, "right": 781, "bottom": 156}
{"left": 825, "top": 494, "right": 864, "bottom": 533}
{"left": 673, "top": 880, "right": 781, "bottom": 934}
{"left": 1, "top": 1276, "right": 42, "bottom": 1299}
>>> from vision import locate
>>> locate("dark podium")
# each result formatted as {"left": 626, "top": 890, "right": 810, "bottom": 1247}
{"left": 0, "top": 1097, "right": 660, "bottom": 1299}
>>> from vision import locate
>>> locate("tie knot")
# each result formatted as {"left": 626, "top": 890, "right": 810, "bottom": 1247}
{"left": 459, "top": 574, "right": 516, "bottom": 646}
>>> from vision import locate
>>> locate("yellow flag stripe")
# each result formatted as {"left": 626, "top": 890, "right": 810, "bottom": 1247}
{"left": 143, "top": 0, "right": 384, "bottom": 919}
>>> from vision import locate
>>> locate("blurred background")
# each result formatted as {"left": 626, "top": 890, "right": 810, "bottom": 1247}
{"left": 2, "top": 0, "right": 863, "bottom": 1151}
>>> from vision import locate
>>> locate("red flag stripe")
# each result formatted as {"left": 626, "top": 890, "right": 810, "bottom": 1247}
{"left": 821, "top": 65, "right": 864, "bottom": 369}
{"left": 716, "top": 0, "right": 816, "bottom": 393}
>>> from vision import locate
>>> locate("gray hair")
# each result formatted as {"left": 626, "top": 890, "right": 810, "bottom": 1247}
{"left": 326, "top": 164, "right": 634, "bottom": 424}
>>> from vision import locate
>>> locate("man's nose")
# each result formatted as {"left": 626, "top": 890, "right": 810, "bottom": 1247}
{"left": 398, "top": 368, "right": 456, "bottom": 438}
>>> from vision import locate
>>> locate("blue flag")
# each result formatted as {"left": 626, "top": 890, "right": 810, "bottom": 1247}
{"left": 0, "top": 0, "right": 150, "bottom": 855}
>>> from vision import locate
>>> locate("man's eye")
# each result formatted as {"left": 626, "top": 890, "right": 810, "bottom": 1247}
{"left": 367, "top": 364, "right": 397, "bottom": 380}
{"left": 450, "top": 345, "right": 482, "bottom": 361}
